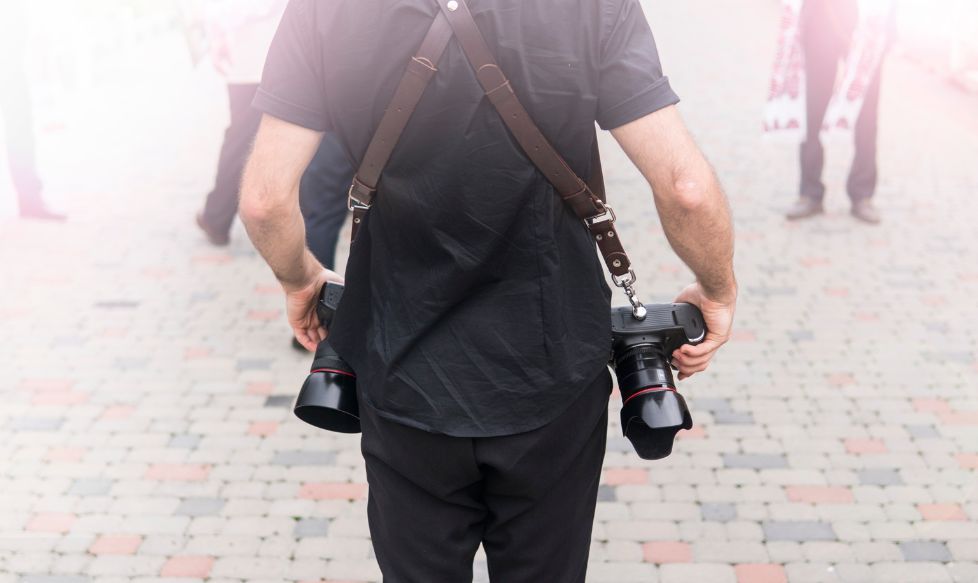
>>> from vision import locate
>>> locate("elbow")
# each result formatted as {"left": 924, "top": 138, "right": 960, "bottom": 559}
{"left": 239, "top": 183, "right": 284, "bottom": 229}
{"left": 670, "top": 176, "right": 710, "bottom": 212}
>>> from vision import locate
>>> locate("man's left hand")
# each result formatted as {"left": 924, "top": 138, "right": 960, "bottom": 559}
{"left": 286, "top": 269, "right": 344, "bottom": 352}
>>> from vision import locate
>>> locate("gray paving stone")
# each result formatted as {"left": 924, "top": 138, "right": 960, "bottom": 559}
{"left": 168, "top": 434, "right": 202, "bottom": 449}
{"left": 858, "top": 469, "right": 904, "bottom": 486}
{"left": 722, "top": 454, "right": 788, "bottom": 469}
{"left": 905, "top": 425, "right": 941, "bottom": 439}
{"left": 713, "top": 411, "right": 755, "bottom": 425}
{"left": 9, "top": 418, "right": 63, "bottom": 431}
{"left": 264, "top": 395, "right": 293, "bottom": 408}
{"left": 175, "top": 497, "right": 226, "bottom": 517}
{"left": 597, "top": 485, "right": 617, "bottom": 502}
{"left": 67, "top": 479, "right": 113, "bottom": 497}
{"left": 763, "top": 521, "right": 837, "bottom": 542}
{"left": 700, "top": 503, "right": 737, "bottom": 522}
{"left": 293, "top": 518, "right": 330, "bottom": 538}
{"left": 899, "top": 541, "right": 953, "bottom": 562}
{"left": 271, "top": 450, "right": 336, "bottom": 466}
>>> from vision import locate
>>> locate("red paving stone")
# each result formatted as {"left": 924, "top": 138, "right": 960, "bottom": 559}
{"left": 25, "top": 513, "right": 76, "bottom": 533}
{"left": 603, "top": 468, "right": 649, "bottom": 485}
{"left": 643, "top": 541, "right": 692, "bottom": 564}
{"left": 90, "top": 534, "right": 143, "bottom": 555}
{"left": 844, "top": 438, "right": 888, "bottom": 454}
{"left": 31, "top": 391, "right": 89, "bottom": 406}
{"left": 248, "top": 421, "right": 279, "bottom": 437}
{"left": 913, "top": 398, "right": 951, "bottom": 413}
{"left": 917, "top": 504, "right": 967, "bottom": 521}
{"left": 785, "top": 486, "right": 855, "bottom": 504}
{"left": 160, "top": 556, "right": 215, "bottom": 578}
{"left": 736, "top": 564, "right": 788, "bottom": 583}
{"left": 954, "top": 454, "right": 978, "bottom": 469}
{"left": 299, "top": 482, "right": 369, "bottom": 500}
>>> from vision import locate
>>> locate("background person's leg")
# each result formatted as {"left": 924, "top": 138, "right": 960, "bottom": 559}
{"left": 1, "top": 57, "right": 54, "bottom": 218}
{"left": 479, "top": 370, "right": 611, "bottom": 583}
{"left": 798, "top": 2, "right": 846, "bottom": 202}
{"left": 360, "top": 404, "right": 486, "bottom": 582}
{"left": 199, "top": 83, "right": 262, "bottom": 242}
{"left": 299, "top": 133, "right": 354, "bottom": 270}
{"left": 847, "top": 61, "right": 883, "bottom": 202}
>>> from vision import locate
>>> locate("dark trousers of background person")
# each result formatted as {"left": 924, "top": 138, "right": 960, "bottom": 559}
{"left": 200, "top": 83, "right": 262, "bottom": 238}
{"left": 299, "top": 133, "right": 353, "bottom": 269}
{"left": 799, "top": 0, "right": 883, "bottom": 202}
{"left": 201, "top": 84, "right": 351, "bottom": 264}
{"left": 0, "top": 47, "right": 45, "bottom": 213}
{"left": 360, "top": 370, "right": 612, "bottom": 583}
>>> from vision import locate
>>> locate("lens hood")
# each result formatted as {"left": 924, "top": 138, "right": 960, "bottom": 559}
{"left": 294, "top": 370, "right": 360, "bottom": 433}
{"left": 620, "top": 389, "right": 693, "bottom": 460}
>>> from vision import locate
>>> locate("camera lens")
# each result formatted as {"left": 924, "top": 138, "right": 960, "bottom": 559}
{"left": 612, "top": 341, "right": 692, "bottom": 460}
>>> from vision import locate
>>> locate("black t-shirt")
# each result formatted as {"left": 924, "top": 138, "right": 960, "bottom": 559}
{"left": 256, "top": 0, "right": 678, "bottom": 437}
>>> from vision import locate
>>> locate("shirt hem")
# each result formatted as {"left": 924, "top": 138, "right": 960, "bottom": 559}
{"left": 359, "top": 362, "right": 612, "bottom": 438}
{"left": 597, "top": 76, "right": 680, "bottom": 131}
{"left": 252, "top": 87, "right": 330, "bottom": 132}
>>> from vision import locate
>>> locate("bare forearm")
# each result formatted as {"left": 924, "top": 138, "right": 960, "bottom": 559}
{"left": 653, "top": 164, "right": 736, "bottom": 301}
{"left": 611, "top": 106, "right": 736, "bottom": 302}
{"left": 239, "top": 115, "right": 327, "bottom": 292}
{"left": 240, "top": 188, "right": 321, "bottom": 291}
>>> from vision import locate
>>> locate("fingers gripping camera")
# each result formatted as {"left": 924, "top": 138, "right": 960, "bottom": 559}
{"left": 610, "top": 304, "right": 707, "bottom": 460}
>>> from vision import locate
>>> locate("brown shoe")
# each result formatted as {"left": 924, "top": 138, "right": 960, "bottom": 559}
{"left": 196, "top": 212, "right": 230, "bottom": 246}
{"left": 850, "top": 200, "right": 881, "bottom": 224}
{"left": 785, "top": 197, "right": 824, "bottom": 221}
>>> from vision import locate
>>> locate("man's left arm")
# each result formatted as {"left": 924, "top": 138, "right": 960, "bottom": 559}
{"left": 240, "top": 114, "right": 343, "bottom": 350}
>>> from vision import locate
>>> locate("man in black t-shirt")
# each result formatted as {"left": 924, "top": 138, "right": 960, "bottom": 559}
{"left": 240, "top": 0, "right": 737, "bottom": 579}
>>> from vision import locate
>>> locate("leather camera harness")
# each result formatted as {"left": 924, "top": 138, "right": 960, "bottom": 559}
{"left": 345, "top": 0, "right": 646, "bottom": 317}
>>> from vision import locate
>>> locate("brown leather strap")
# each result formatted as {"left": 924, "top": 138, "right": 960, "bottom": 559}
{"left": 436, "top": 0, "right": 632, "bottom": 277}
{"left": 349, "top": 11, "right": 454, "bottom": 240}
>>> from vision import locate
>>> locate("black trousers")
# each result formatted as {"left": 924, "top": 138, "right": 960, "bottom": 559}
{"left": 799, "top": 0, "right": 884, "bottom": 202}
{"left": 0, "top": 40, "right": 44, "bottom": 212}
{"left": 201, "top": 83, "right": 263, "bottom": 237}
{"left": 360, "top": 369, "right": 612, "bottom": 583}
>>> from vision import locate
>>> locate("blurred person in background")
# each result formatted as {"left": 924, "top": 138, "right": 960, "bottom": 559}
{"left": 194, "top": 0, "right": 352, "bottom": 278}
{"left": 769, "top": 0, "right": 894, "bottom": 224}
{"left": 0, "top": 0, "right": 65, "bottom": 221}
{"left": 194, "top": 0, "right": 288, "bottom": 245}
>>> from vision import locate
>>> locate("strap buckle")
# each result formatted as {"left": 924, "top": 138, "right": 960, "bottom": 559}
{"left": 584, "top": 203, "right": 616, "bottom": 227}
{"left": 348, "top": 178, "right": 375, "bottom": 212}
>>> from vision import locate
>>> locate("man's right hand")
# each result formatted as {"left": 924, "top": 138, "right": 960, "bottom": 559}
{"left": 671, "top": 282, "right": 736, "bottom": 380}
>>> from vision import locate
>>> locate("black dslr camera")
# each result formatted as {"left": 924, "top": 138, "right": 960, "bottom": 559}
{"left": 293, "top": 282, "right": 360, "bottom": 433}
{"left": 610, "top": 303, "right": 706, "bottom": 460}
{"left": 294, "top": 283, "right": 707, "bottom": 461}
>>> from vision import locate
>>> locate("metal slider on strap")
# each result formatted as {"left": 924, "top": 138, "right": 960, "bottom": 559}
{"left": 347, "top": 177, "right": 377, "bottom": 211}
{"left": 584, "top": 201, "right": 615, "bottom": 227}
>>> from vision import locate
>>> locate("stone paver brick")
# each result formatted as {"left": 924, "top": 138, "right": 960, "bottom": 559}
{"left": 660, "top": 564, "right": 735, "bottom": 583}
{"left": 642, "top": 542, "right": 691, "bottom": 564}
{"left": 785, "top": 486, "right": 854, "bottom": 504}
{"left": 89, "top": 535, "right": 143, "bottom": 555}
{"left": 175, "top": 497, "right": 226, "bottom": 517}
{"left": 735, "top": 563, "right": 787, "bottom": 583}
{"left": 762, "top": 522, "right": 836, "bottom": 542}
{"left": 899, "top": 541, "right": 953, "bottom": 562}
{"left": 160, "top": 556, "right": 215, "bottom": 578}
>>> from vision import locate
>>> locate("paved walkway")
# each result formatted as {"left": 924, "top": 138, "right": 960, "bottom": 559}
{"left": 2, "top": 1, "right": 977, "bottom": 581}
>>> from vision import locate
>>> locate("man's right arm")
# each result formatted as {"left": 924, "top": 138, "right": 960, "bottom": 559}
{"left": 611, "top": 104, "right": 737, "bottom": 379}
